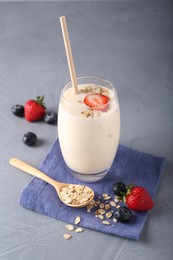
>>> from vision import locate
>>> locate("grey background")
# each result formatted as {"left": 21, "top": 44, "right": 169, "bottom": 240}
{"left": 0, "top": 1, "right": 173, "bottom": 260}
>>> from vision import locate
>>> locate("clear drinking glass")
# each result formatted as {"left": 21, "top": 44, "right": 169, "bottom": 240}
{"left": 58, "top": 76, "right": 120, "bottom": 182}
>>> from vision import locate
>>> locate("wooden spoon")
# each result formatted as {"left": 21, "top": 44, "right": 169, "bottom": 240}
{"left": 9, "top": 158, "right": 94, "bottom": 208}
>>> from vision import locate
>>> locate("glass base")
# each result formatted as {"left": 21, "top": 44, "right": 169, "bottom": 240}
{"left": 69, "top": 168, "right": 110, "bottom": 183}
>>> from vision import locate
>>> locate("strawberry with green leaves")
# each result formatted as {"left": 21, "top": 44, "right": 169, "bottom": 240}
{"left": 121, "top": 184, "right": 154, "bottom": 211}
{"left": 24, "top": 95, "right": 46, "bottom": 122}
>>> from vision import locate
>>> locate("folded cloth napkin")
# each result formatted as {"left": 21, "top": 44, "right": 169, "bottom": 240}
{"left": 19, "top": 139, "right": 165, "bottom": 240}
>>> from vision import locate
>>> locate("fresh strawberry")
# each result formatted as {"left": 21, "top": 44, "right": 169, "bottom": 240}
{"left": 84, "top": 93, "right": 109, "bottom": 111}
{"left": 122, "top": 184, "right": 154, "bottom": 211}
{"left": 24, "top": 96, "right": 46, "bottom": 122}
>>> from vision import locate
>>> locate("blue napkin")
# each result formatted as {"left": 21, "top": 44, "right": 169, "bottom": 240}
{"left": 19, "top": 139, "right": 165, "bottom": 240}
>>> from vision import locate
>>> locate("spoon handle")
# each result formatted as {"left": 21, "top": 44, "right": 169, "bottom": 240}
{"left": 9, "top": 157, "right": 57, "bottom": 188}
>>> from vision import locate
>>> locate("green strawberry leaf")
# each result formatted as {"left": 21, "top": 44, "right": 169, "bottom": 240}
{"left": 36, "top": 95, "right": 46, "bottom": 108}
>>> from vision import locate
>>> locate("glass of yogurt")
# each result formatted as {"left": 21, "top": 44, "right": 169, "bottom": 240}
{"left": 58, "top": 76, "right": 120, "bottom": 182}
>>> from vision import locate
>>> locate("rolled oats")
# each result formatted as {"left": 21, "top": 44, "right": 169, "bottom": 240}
{"left": 105, "top": 204, "right": 111, "bottom": 210}
{"left": 113, "top": 218, "right": 118, "bottom": 223}
{"left": 59, "top": 185, "right": 93, "bottom": 206}
{"left": 62, "top": 189, "right": 123, "bottom": 241}
{"left": 110, "top": 201, "right": 116, "bottom": 207}
{"left": 104, "top": 195, "right": 111, "bottom": 201}
{"left": 79, "top": 85, "right": 93, "bottom": 93}
{"left": 75, "top": 216, "right": 81, "bottom": 225}
{"left": 102, "top": 220, "right": 111, "bottom": 225}
{"left": 89, "top": 199, "right": 95, "bottom": 206}
{"left": 106, "top": 212, "right": 113, "bottom": 219}
{"left": 63, "top": 234, "right": 72, "bottom": 240}
{"left": 99, "top": 203, "right": 105, "bottom": 209}
{"left": 102, "top": 194, "right": 112, "bottom": 201}
{"left": 65, "top": 224, "right": 75, "bottom": 231}
{"left": 86, "top": 204, "right": 94, "bottom": 212}
{"left": 98, "top": 209, "right": 106, "bottom": 215}
{"left": 95, "top": 200, "right": 100, "bottom": 207}
{"left": 95, "top": 209, "right": 100, "bottom": 216}
{"left": 81, "top": 110, "right": 94, "bottom": 118}
{"left": 98, "top": 214, "right": 104, "bottom": 220}
{"left": 75, "top": 227, "right": 84, "bottom": 233}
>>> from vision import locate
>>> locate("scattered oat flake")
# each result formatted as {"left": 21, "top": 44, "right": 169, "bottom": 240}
{"left": 105, "top": 204, "right": 111, "bottom": 210}
{"left": 113, "top": 218, "right": 118, "bottom": 223}
{"left": 86, "top": 204, "right": 94, "bottom": 211}
{"left": 95, "top": 200, "right": 100, "bottom": 206}
{"left": 81, "top": 110, "right": 94, "bottom": 118}
{"left": 95, "top": 209, "right": 99, "bottom": 215}
{"left": 63, "top": 234, "right": 72, "bottom": 240}
{"left": 98, "top": 214, "right": 104, "bottom": 220}
{"left": 75, "top": 216, "right": 81, "bottom": 225}
{"left": 106, "top": 212, "right": 113, "bottom": 219}
{"left": 99, "top": 203, "right": 105, "bottom": 209}
{"left": 104, "top": 196, "right": 111, "bottom": 200}
{"left": 98, "top": 209, "right": 106, "bottom": 215}
{"left": 110, "top": 201, "right": 116, "bottom": 207}
{"left": 102, "top": 220, "right": 111, "bottom": 225}
{"left": 75, "top": 227, "right": 84, "bottom": 233}
{"left": 116, "top": 205, "right": 121, "bottom": 209}
{"left": 65, "top": 224, "right": 75, "bottom": 231}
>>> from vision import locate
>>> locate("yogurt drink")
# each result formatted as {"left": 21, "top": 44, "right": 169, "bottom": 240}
{"left": 58, "top": 76, "right": 120, "bottom": 182}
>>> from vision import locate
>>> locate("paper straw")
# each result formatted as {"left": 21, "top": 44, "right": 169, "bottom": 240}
{"left": 60, "top": 16, "right": 78, "bottom": 94}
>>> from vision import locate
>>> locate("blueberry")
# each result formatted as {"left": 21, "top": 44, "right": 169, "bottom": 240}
{"left": 113, "top": 182, "right": 127, "bottom": 196}
{"left": 23, "top": 132, "right": 37, "bottom": 146}
{"left": 44, "top": 112, "right": 57, "bottom": 124}
{"left": 11, "top": 104, "right": 24, "bottom": 117}
{"left": 114, "top": 206, "right": 132, "bottom": 222}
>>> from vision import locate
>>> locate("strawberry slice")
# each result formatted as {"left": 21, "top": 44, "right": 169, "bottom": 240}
{"left": 84, "top": 94, "right": 109, "bottom": 111}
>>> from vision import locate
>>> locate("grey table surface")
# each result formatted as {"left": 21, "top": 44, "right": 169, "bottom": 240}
{"left": 0, "top": 1, "right": 173, "bottom": 260}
